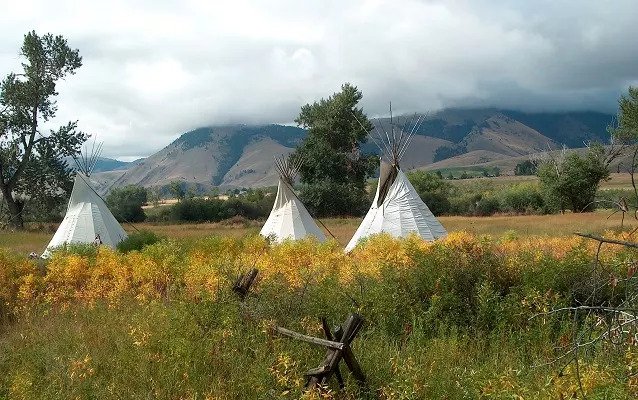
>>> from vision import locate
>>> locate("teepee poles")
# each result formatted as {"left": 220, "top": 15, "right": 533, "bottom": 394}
{"left": 73, "top": 137, "right": 103, "bottom": 177}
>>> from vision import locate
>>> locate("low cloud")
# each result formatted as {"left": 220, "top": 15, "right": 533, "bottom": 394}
{"left": 1, "top": 0, "right": 637, "bottom": 159}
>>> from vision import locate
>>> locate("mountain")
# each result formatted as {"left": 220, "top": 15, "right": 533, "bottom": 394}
{"left": 64, "top": 156, "right": 142, "bottom": 173}
{"left": 94, "top": 108, "right": 615, "bottom": 192}
{"left": 109, "top": 125, "right": 304, "bottom": 191}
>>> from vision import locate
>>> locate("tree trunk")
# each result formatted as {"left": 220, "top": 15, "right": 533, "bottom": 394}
{"left": 0, "top": 185, "right": 24, "bottom": 229}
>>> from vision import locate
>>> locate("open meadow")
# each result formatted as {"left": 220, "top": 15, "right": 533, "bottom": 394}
{"left": 1, "top": 211, "right": 635, "bottom": 256}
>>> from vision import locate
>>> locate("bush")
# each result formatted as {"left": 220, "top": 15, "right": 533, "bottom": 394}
{"left": 106, "top": 185, "right": 147, "bottom": 223}
{"left": 500, "top": 182, "right": 545, "bottom": 214}
{"left": 475, "top": 195, "right": 500, "bottom": 216}
{"left": 117, "top": 230, "right": 162, "bottom": 252}
{"left": 537, "top": 144, "right": 610, "bottom": 212}
{"left": 408, "top": 170, "right": 453, "bottom": 215}
{"left": 162, "top": 197, "right": 270, "bottom": 223}
{"left": 515, "top": 160, "right": 538, "bottom": 176}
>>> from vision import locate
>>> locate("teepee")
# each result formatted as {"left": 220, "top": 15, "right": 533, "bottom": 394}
{"left": 42, "top": 142, "right": 127, "bottom": 258}
{"left": 345, "top": 110, "right": 447, "bottom": 252}
{"left": 260, "top": 155, "right": 326, "bottom": 243}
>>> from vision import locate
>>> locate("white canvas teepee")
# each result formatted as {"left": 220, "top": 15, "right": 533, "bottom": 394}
{"left": 260, "top": 156, "right": 326, "bottom": 243}
{"left": 42, "top": 143, "right": 127, "bottom": 258}
{"left": 346, "top": 110, "right": 447, "bottom": 252}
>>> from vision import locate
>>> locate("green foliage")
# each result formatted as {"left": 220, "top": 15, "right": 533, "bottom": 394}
{"left": 299, "top": 181, "right": 369, "bottom": 217}
{"left": 116, "top": 230, "right": 162, "bottom": 253}
{"left": 106, "top": 185, "right": 147, "bottom": 223}
{"left": 435, "top": 166, "right": 501, "bottom": 179}
{"left": 475, "top": 195, "right": 501, "bottom": 216}
{"left": 537, "top": 145, "right": 610, "bottom": 212}
{"left": 408, "top": 170, "right": 452, "bottom": 215}
{"left": 616, "top": 86, "right": 638, "bottom": 142}
{"left": 0, "top": 31, "right": 87, "bottom": 228}
{"left": 514, "top": 160, "right": 538, "bottom": 176}
{"left": 50, "top": 243, "right": 99, "bottom": 258}
{"left": 168, "top": 181, "right": 185, "bottom": 201}
{"left": 294, "top": 83, "right": 377, "bottom": 216}
{"left": 501, "top": 182, "right": 545, "bottom": 213}
{"left": 152, "top": 197, "right": 270, "bottom": 223}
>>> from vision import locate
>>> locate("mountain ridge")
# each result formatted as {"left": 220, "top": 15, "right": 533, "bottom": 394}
{"left": 94, "top": 108, "right": 615, "bottom": 192}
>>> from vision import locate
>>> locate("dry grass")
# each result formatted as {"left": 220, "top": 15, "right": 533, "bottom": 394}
{"left": 1, "top": 211, "right": 633, "bottom": 256}
{"left": 601, "top": 172, "right": 636, "bottom": 190}
{"left": 447, "top": 173, "right": 635, "bottom": 191}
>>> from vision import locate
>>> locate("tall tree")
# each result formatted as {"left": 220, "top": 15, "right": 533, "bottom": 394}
{"left": 0, "top": 31, "right": 87, "bottom": 228}
{"left": 537, "top": 144, "right": 610, "bottom": 213}
{"left": 293, "top": 83, "right": 377, "bottom": 216}
{"left": 617, "top": 86, "right": 638, "bottom": 141}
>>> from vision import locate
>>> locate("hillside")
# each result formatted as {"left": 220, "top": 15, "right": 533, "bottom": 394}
{"left": 109, "top": 125, "right": 305, "bottom": 191}
{"left": 93, "top": 108, "right": 614, "bottom": 192}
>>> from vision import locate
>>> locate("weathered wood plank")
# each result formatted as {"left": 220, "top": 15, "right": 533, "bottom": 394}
{"left": 321, "top": 318, "right": 344, "bottom": 389}
{"left": 274, "top": 326, "right": 345, "bottom": 350}
{"left": 342, "top": 344, "right": 365, "bottom": 383}
{"left": 304, "top": 365, "right": 330, "bottom": 376}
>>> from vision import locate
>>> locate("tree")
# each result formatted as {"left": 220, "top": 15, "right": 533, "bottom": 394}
{"left": 106, "top": 185, "right": 147, "bottom": 223}
{"left": 0, "top": 31, "right": 86, "bottom": 228}
{"left": 514, "top": 160, "right": 538, "bottom": 176}
{"left": 293, "top": 83, "right": 377, "bottom": 216}
{"left": 537, "top": 144, "right": 610, "bottom": 212}
{"left": 168, "top": 181, "right": 185, "bottom": 201}
{"left": 617, "top": 86, "right": 638, "bottom": 141}
{"left": 407, "top": 170, "right": 452, "bottom": 215}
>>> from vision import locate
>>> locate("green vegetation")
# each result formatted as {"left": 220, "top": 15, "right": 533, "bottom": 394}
{"left": 514, "top": 159, "right": 538, "bottom": 176}
{"left": 116, "top": 229, "right": 162, "bottom": 252}
{"left": 538, "top": 144, "right": 610, "bottom": 212}
{"left": 617, "top": 86, "right": 638, "bottom": 140}
{"left": 0, "top": 233, "right": 636, "bottom": 398}
{"left": 294, "top": 83, "right": 377, "bottom": 217}
{"left": 146, "top": 189, "right": 274, "bottom": 223}
{"left": 407, "top": 171, "right": 548, "bottom": 216}
{"left": 106, "top": 185, "right": 148, "bottom": 223}
{"left": 0, "top": 31, "right": 87, "bottom": 229}
{"left": 432, "top": 166, "right": 501, "bottom": 179}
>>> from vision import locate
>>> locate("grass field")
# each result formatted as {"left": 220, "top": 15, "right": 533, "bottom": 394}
{"left": 0, "top": 210, "right": 634, "bottom": 256}
{"left": 448, "top": 172, "right": 636, "bottom": 190}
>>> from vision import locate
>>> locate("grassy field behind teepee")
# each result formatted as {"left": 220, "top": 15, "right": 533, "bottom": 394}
{"left": 1, "top": 211, "right": 634, "bottom": 256}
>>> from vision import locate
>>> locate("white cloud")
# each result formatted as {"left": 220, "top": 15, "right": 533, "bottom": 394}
{"left": 1, "top": 0, "right": 637, "bottom": 159}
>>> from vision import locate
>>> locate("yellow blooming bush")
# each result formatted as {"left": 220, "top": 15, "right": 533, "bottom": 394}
{"left": 0, "top": 248, "right": 39, "bottom": 319}
{"left": 1, "top": 231, "right": 634, "bottom": 314}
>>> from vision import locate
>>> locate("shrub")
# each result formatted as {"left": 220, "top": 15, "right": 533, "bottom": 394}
{"left": 117, "top": 230, "right": 162, "bottom": 253}
{"left": 475, "top": 196, "right": 500, "bottom": 216}
{"left": 164, "top": 197, "right": 269, "bottom": 223}
{"left": 500, "top": 182, "right": 545, "bottom": 214}
{"left": 106, "top": 185, "right": 147, "bottom": 222}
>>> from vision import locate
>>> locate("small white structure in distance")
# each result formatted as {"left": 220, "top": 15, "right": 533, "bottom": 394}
{"left": 260, "top": 155, "right": 326, "bottom": 244}
{"left": 345, "top": 110, "right": 447, "bottom": 252}
{"left": 42, "top": 143, "right": 127, "bottom": 258}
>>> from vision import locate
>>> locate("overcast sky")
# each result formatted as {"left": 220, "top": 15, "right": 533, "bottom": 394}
{"left": 1, "top": 0, "right": 637, "bottom": 160}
